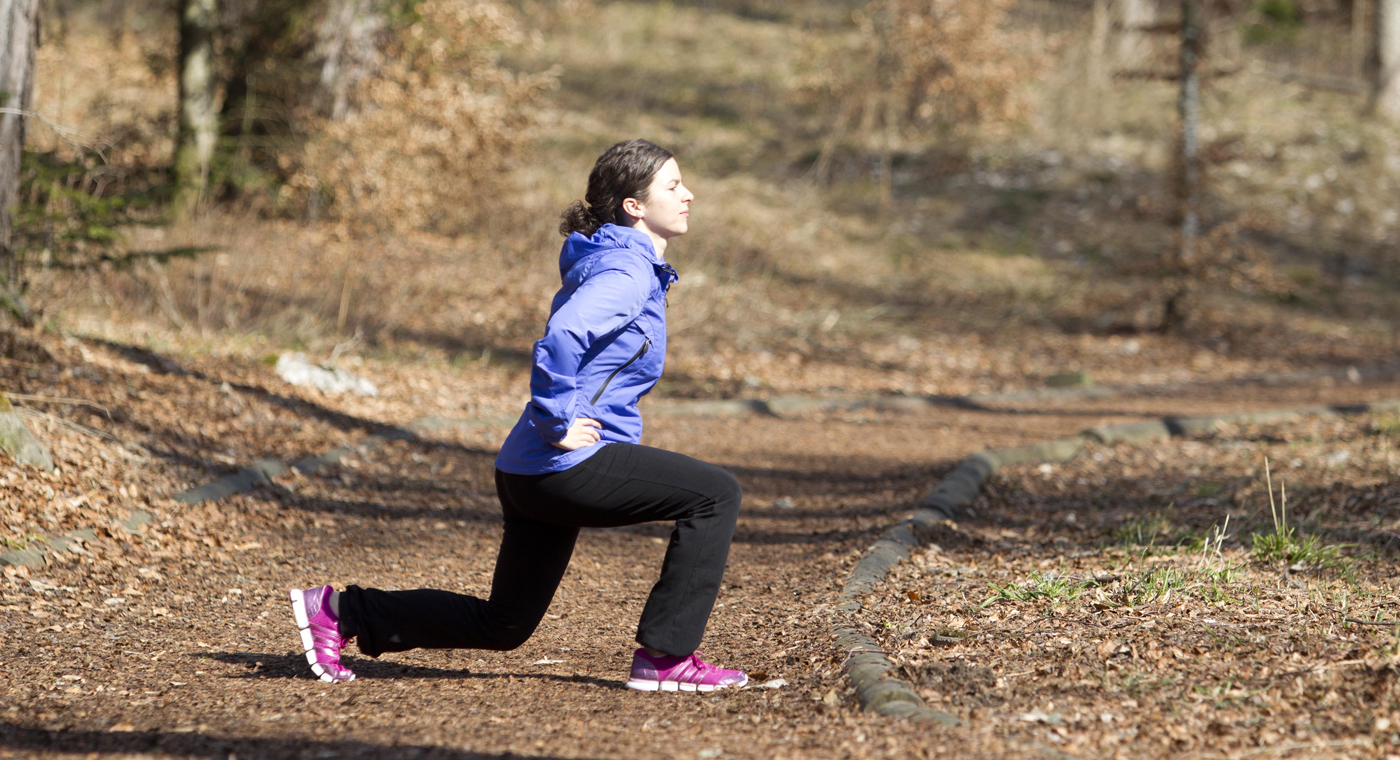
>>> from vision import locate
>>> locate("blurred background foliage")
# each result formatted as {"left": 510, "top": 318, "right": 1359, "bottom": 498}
{"left": 2, "top": 0, "right": 1399, "bottom": 398}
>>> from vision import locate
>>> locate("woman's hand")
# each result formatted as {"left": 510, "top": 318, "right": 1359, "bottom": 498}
{"left": 551, "top": 418, "right": 603, "bottom": 451}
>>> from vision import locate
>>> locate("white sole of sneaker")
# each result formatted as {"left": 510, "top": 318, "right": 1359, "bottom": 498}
{"left": 288, "top": 589, "right": 349, "bottom": 684}
{"left": 624, "top": 679, "right": 732, "bottom": 693}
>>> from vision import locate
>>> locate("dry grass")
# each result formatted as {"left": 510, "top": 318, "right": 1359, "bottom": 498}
{"left": 17, "top": 1, "right": 1400, "bottom": 407}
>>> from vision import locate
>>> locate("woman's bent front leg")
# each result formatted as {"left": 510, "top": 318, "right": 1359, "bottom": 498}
{"left": 506, "top": 443, "right": 742, "bottom": 658}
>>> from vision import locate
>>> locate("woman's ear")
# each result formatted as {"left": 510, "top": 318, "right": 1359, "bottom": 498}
{"left": 621, "top": 197, "right": 645, "bottom": 221}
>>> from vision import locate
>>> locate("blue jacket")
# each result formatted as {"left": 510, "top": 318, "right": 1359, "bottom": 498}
{"left": 495, "top": 224, "right": 678, "bottom": 475}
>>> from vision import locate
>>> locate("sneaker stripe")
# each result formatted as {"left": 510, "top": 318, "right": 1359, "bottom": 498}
{"left": 289, "top": 590, "right": 310, "bottom": 629}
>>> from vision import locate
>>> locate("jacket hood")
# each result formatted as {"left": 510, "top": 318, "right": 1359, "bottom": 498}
{"left": 559, "top": 223, "right": 657, "bottom": 277}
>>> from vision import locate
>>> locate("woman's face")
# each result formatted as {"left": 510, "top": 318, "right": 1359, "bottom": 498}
{"left": 628, "top": 158, "right": 693, "bottom": 240}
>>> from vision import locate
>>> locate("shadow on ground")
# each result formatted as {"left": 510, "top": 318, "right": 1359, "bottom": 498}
{"left": 207, "top": 652, "right": 619, "bottom": 688}
{"left": 0, "top": 721, "right": 590, "bottom": 760}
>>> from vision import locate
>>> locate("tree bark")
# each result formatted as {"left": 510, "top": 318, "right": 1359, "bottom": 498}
{"left": 1090, "top": 0, "right": 1111, "bottom": 87}
{"left": 1115, "top": 0, "right": 1157, "bottom": 69}
{"left": 1375, "top": 0, "right": 1400, "bottom": 121}
{"left": 1177, "top": 0, "right": 1201, "bottom": 255}
{"left": 174, "top": 0, "right": 218, "bottom": 220}
{"left": 1162, "top": 0, "right": 1201, "bottom": 334}
{"left": 0, "top": 0, "right": 39, "bottom": 308}
{"left": 314, "top": 0, "right": 384, "bottom": 121}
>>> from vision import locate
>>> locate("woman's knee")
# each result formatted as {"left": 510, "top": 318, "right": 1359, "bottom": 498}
{"left": 480, "top": 607, "right": 544, "bottom": 651}
{"left": 483, "top": 628, "right": 534, "bottom": 651}
{"left": 710, "top": 467, "right": 742, "bottom": 515}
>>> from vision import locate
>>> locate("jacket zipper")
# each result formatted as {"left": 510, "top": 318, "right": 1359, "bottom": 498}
{"left": 590, "top": 339, "right": 650, "bottom": 405}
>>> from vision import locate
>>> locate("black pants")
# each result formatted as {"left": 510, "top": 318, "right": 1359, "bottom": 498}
{"left": 340, "top": 443, "right": 742, "bottom": 658}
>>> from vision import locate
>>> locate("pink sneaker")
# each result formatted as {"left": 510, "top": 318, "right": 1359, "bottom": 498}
{"left": 626, "top": 649, "right": 748, "bottom": 693}
{"left": 288, "top": 585, "right": 355, "bottom": 683}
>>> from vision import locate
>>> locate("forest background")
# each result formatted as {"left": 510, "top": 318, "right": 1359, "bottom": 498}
{"left": 4, "top": 3, "right": 1400, "bottom": 756}
{"left": 0, "top": 0, "right": 1399, "bottom": 416}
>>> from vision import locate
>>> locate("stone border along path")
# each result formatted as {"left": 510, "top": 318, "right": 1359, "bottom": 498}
{"left": 832, "top": 397, "right": 1400, "bottom": 726}
{"left": 1, "top": 370, "right": 1393, "bottom": 571}
{"left": 0, "top": 384, "right": 1102, "bottom": 571}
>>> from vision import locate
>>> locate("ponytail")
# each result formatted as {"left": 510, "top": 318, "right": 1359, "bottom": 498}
{"left": 558, "top": 139, "right": 674, "bottom": 238}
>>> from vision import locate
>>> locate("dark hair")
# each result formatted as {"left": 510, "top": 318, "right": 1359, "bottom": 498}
{"left": 559, "top": 139, "right": 674, "bottom": 237}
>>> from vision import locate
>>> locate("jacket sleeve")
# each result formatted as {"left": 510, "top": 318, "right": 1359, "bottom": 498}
{"left": 527, "top": 260, "right": 652, "bottom": 443}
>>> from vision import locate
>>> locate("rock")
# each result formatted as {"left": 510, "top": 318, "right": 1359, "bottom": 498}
{"left": 274, "top": 353, "right": 378, "bottom": 397}
{"left": 1045, "top": 370, "right": 1092, "bottom": 388}
{"left": 0, "top": 393, "right": 55, "bottom": 471}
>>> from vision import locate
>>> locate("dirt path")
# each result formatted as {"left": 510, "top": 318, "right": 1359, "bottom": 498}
{"left": 4, "top": 364, "right": 1400, "bottom": 759}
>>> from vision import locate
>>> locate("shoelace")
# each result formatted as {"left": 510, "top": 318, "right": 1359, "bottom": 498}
{"left": 688, "top": 652, "right": 716, "bottom": 674}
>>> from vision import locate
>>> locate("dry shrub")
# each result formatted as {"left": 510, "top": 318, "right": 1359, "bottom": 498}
{"left": 1152, "top": 210, "right": 1297, "bottom": 331}
{"left": 290, "top": 0, "right": 557, "bottom": 234}
{"left": 806, "top": 0, "right": 1046, "bottom": 181}
{"left": 879, "top": 0, "right": 1043, "bottom": 131}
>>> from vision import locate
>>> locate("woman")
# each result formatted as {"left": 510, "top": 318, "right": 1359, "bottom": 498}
{"left": 288, "top": 139, "right": 748, "bottom": 693}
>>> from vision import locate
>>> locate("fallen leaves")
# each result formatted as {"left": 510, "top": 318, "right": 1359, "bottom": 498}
{"left": 859, "top": 411, "right": 1400, "bottom": 754}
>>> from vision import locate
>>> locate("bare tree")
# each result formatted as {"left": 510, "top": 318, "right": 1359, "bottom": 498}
{"left": 1115, "top": 0, "right": 1158, "bottom": 68}
{"left": 1161, "top": 0, "right": 1201, "bottom": 332}
{"left": 0, "top": 0, "right": 39, "bottom": 318}
{"left": 314, "top": 0, "right": 385, "bottom": 122}
{"left": 1375, "top": 0, "right": 1400, "bottom": 120}
{"left": 174, "top": 0, "right": 218, "bottom": 219}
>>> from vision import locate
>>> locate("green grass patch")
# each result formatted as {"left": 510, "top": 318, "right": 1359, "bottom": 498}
{"left": 1250, "top": 457, "right": 1349, "bottom": 569}
{"left": 1372, "top": 417, "right": 1400, "bottom": 437}
{"left": 981, "top": 571, "right": 1089, "bottom": 608}
{"left": 1123, "top": 566, "right": 1190, "bottom": 606}
{"left": 1250, "top": 528, "right": 1346, "bottom": 568}
{"left": 1113, "top": 514, "right": 1196, "bottom": 550}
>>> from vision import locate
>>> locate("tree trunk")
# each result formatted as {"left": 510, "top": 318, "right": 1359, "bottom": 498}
{"left": 1177, "top": 0, "right": 1201, "bottom": 255}
{"left": 1353, "top": 0, "right": 1371, "bottom": 81}
{"left": 1090, "top": 0, "right": 1111, "bottom": 87}
{"left": 174, "top": 0, "right": 218, "bottom": 220}
{"left": 0, "top": 0, "right": 39, "bottom": 313}
{"left": 1115, "top": 0, "right": 1157, "bottom": 69}
{"left": 314, "top": 0, "right": 384, "bottom": 121}
{"left": 1162, "top": 0, "right": 1201, "bottom": 334}
{"left": 1375, "top": 0, "right": 1400, "bottom": 121}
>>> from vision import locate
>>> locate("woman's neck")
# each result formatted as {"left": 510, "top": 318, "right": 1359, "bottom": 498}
{"left": 630, "top": 220, "right": 667, "bottom": 258}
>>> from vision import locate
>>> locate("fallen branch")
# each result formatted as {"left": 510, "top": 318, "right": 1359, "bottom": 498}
{"left": 15, "top": 407, "right": 147, "bottom": 456}
{"left": 1343, "top": 617, "right": 1400, "bottom": 627}
{"left": 0, "top": 107, "right": 108, "bottom": 161}
{"left": 6, "top": 393, "right": 112, "bottom": 418}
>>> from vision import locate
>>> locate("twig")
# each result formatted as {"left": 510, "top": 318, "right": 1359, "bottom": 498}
{"left": 0, "top": 107, "right": 108, "bottom": 161}
{"left": 1058, "top": 574, "right": 1122, "bottom": 585}
{"left": 1185, "top": 737, "right": 1371, "bottom": 759}
{"left": 1343, "top": 617, "right": 1400, "bottom": 627}
{"left": 0, "top": 357, "right": 42, "bottom": 370}
{"left": 6, "top": 393, "right": 111, "bottom": 418}
{"left": 328, "top": 328, "right": 364, "bottom": 365}
{"left": 1043, "top": 615, "right": 1102, "bottom": 628}
{"left": 16, "top": 407, "right": 147, "bottom": 456}
{"left": 1265, "top": 457, "right": 1278, "bottom": 532}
